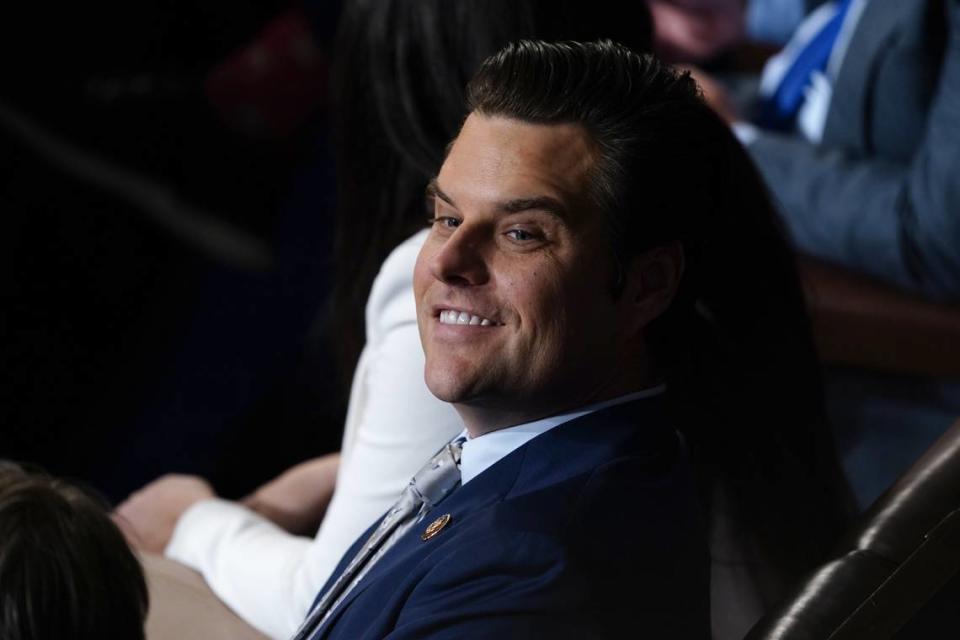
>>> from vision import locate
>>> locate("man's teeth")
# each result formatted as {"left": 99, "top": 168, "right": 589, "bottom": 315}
{"left": 439, "top": 310, "right": 493, "bottom": 326}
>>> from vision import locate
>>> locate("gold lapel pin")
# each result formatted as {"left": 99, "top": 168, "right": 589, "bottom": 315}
{"left": 422, "top": 514, "right": 452, "bottom": 541}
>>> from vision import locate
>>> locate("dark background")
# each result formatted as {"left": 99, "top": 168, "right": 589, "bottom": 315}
{"left": 1, "top": 1, "right": 346, "bottom": 502}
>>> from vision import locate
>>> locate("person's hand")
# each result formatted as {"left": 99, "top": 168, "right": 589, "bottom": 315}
{"left": 649, "top": 0, "right": 745, "bottom": 64}
{"left": 241, "top": 452, "right": 341, "bottom": 535}
{"left": 114, "top": 474, "right": 216, "bottom": 553}
{"left": 680, "top": 64, "right": 740, "bottom": 124}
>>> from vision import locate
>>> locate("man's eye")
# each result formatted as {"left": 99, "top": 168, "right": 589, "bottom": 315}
{"left": 505, "top": 228, "right": 537, "bottom": 242}
{"left": 429, "top": 216, "right": 461, "bottom": 230}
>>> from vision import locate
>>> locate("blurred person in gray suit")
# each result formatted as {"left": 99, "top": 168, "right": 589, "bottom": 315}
{"left": 692, "top": 0, "right": 960, "bottom": 509}
{"left": 697, "top": 0, "right": 960, "bottom": 299}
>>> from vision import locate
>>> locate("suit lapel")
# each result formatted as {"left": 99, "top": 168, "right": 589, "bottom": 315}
{"left": 823, "top": 0, "right": 907, "bottom": 150}
{"left": 312, "top": 443, "right": 528, "bottom": 638}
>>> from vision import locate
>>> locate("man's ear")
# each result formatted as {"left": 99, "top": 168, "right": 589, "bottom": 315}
{"left": 620, "top": 241, "right": 685, "bottom": 337}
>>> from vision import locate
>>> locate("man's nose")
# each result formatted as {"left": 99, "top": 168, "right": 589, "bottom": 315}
{"left": 429, "top": 226, "right": 489, "bottom": 287}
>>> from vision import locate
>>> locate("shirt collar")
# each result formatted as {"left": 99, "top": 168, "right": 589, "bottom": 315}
{"left": 457, "top": 385, "right": 666, "bottom": 485}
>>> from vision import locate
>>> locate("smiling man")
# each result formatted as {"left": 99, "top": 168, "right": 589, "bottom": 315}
{"left": 292, "top": 42, "right": 719, "bottom": 640}
{"left": 292, "top": 39, "right": 848, "bottom": 640}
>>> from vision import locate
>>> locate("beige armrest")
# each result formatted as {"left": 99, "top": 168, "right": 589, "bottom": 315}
{"left": 799, "top": 257, "right": 960, "bottom": 377}
{"left": 141, "top": 553, "right": 268, "bottom": 640}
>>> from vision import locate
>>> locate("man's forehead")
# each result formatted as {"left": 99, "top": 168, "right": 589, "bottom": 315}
{"left": 451, "top": 113, "right": 595, "bottom": 169}
{"left": 435, "top": 114, "right": 597, "bottom": 216}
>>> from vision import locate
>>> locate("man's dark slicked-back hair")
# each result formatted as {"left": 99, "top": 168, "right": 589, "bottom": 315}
{"left": 468, "top": 40, "right": 736, "bottom": 278}
{"left": 467, "top": 39, "right": 703, "bottom": 267}
{"left": 467, "top": 40, "right": 852, "bottom": 587}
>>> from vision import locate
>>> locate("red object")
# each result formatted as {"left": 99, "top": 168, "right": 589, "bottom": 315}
{"left": 205, "top": 7, "right": 330, "bottom": 139}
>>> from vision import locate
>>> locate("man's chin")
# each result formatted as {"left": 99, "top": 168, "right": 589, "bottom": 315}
{"left": 424, "top": 370, "right": 476, "bottom": 404}
{"left": 424, "top": 382, "right": 469, "bottom": 404}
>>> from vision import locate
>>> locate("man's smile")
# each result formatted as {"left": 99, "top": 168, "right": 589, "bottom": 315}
{"left": 437, "top": 309, "right": 500, "bottom": 326}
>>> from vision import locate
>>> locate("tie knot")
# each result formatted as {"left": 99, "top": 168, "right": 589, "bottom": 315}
{"left": 448, "top": 436, "right": 466, "bottom": 464}
{"left": 410, "top": 436, "right": 466, "bottom": 511}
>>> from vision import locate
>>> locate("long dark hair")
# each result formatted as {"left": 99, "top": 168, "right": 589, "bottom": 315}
{"left": 328, "top": 0, "right": 653, "bottom": 386}
{"left": 467, "top": 40, "right": 852, "bottom": 587}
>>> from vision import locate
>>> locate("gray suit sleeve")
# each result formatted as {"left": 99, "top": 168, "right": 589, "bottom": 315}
{"left": 746, "top": 2, "right": 960, "bottom": 299}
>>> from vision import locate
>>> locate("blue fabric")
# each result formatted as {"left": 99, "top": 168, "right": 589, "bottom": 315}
{"left": 746, "top": 0, "right": 808, "bottom": 45}
{"left": 301, "top": 398, "right": 709, "bottom": 639}
{"left": 757, "top": 0, "right": 854, "bottom": 130}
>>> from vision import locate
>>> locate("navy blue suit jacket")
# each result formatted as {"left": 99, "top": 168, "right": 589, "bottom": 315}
{"left": 305, "top": 397, "right": 710, "bottom": 639}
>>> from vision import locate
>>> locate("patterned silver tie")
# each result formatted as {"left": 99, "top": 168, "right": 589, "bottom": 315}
{"left": 293, "top": 437, "right": 466, "bottom": 640}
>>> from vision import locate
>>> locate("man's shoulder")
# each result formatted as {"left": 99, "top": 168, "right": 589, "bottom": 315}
{"left": 448, "top": 407, "right": 705, "bottom": 569}
{"left": 476, "top": 440, "right": 704, "bottom": 550}
{"left": 409, "top": 448, "right": 709, "bottom": 637}
{"left": 497, "top": 397, "right": 699, "bottom": 526}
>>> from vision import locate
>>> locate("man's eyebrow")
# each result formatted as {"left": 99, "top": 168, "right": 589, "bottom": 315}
{"left": 498, "top": 196, "right": 568, "bottom": 220}
{"left": 426, "top": 179, "right": 453, "bottom": 207}
{"left": 427, "top": 178, "right": 569, "bottom": 220}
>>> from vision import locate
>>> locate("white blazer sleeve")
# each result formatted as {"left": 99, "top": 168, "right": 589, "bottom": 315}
{"left": 165, "top": 230, "right": 463, "bottom": 639}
